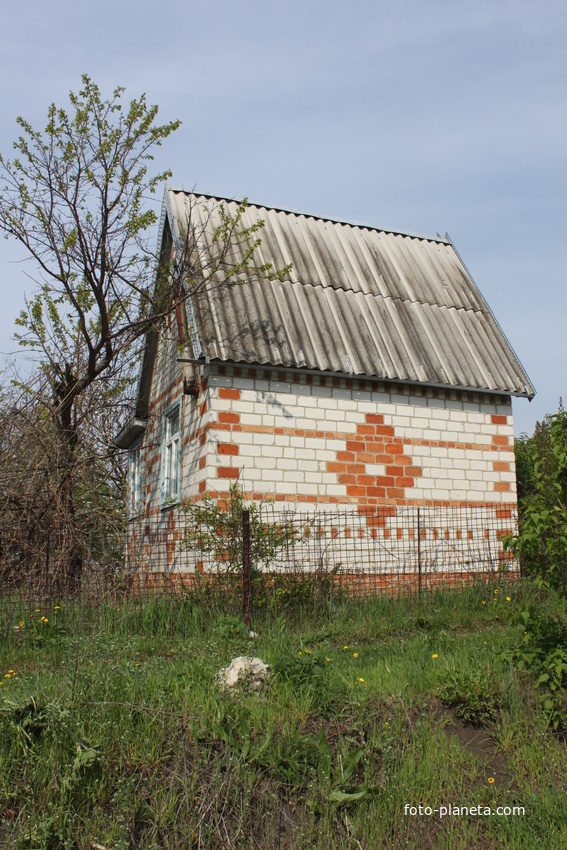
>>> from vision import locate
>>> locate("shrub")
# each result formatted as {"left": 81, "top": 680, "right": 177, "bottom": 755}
{"left": 505, "top": 405, "right": 567, "bottom": 598}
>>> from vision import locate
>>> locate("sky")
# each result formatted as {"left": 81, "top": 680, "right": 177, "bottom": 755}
{"left": 0, "top": 0, "right": 565, "bottom": 435}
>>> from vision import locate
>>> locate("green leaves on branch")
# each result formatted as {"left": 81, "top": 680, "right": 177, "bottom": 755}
{"left": 182, "top": 481, "right": 295, "bottom": 573}
{"left": 501, "top": 605, "right": 567, "bottom": 730}
{"left": 504, "top": 406, "right": 567, "bottom": 598}
{"left": 0, "top": 74, "right": 181, "bottom": 398}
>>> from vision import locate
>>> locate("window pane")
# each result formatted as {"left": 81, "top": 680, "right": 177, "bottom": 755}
{"left": 163, "top": 403, "right": 181, "bottom": 503}
{"left": 168, "top": 408, "right": 179, "bottom": 439}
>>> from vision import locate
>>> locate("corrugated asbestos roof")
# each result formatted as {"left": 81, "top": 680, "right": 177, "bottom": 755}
{"left": 166, "top": 190, "right": 535, "bottom": 398}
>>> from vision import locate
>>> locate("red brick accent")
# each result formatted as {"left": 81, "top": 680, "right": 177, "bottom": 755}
{"left": 492, "top": 435, "right": 509, "bottom": 446}
{"left": 218, "top": 443, "right": 239, "bottom": 455}
{"left": 493, "top": 461, "right": 510, "bottom": 472}
{"left": 218, "top": 467, "right": 240, "bottom": 479}
{"left": 218, "top": 411, "right": 240, "bottom": 424}
{"left": 327, "top": 413, "right": 422, "bottom": 506}
{"left": 491, "top": 414, "right": 508, "bottom": 425}
{"left": 219, "top": 388, "right": 241, "bottom": 400}
{"left": 494, "top": 481, "right": 511, "bottom": 492}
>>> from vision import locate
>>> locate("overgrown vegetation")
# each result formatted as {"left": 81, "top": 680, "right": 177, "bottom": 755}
{"left": 501, "top": 403, "right": 567, "bottom": 735}
{"left": 509, "top": 403, "right": 567, "bottom": 597}
{"left": 1, "top": 583, "right": 567, "bottom": 848}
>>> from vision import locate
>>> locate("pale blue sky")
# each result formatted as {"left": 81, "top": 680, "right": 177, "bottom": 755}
{"left": 1, "top": 0, "right": 565, "bottom": 434}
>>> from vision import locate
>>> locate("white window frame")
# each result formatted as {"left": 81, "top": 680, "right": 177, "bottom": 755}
{"left": 128, "top": 440, "right": 142, "bottom": 519}
{"left": 161, "top": 398, "right": 182, "bottom": 507}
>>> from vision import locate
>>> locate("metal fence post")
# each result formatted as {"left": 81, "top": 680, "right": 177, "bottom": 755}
{"left": 417, "top": 507, "right": 422, "bottom": 599}
{"left": 242, "top": 509, "right": 251, "bottom": 627}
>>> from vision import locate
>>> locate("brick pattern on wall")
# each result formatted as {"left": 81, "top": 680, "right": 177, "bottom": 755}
{"left": 195, "top": 365, "right": 516, "bottom": 509}
{"left": 125, "top": 502, "right": 518, "bottom": 586}
{"left": 330, "top": 413, "right": 422, "bottom": 505}
{"left": 134, "top": 357, "right": 517, "bottom": 542}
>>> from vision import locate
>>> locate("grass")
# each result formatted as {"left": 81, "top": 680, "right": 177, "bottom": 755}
{"left": 0, "top": 580, "right": 566, "bottom": 848}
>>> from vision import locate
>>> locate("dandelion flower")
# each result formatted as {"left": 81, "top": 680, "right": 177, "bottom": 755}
{"left": 298, "top": 651, "right": 302, "bottom": 656}
{"left": 54, "top": 606, "right": 60, "bottom": 610}
{"left": 35, "top": 609, "right": 40, "bottom": 613}
{"left": 432, "top": 654, "right": 438, "bottom": 659}
{"left": 343, "top": 645, "right": 349, "bottom": 650}
{"left": 353, "top": 652, "right": 359, "bottom": 658}
{"left": 484, "top": 641, "right": 487, "bottom": 645}
{"left": 4, "top": 674, "right": 10, "bottom": 678}
{"left": 358, "top": 677, "right": 365, "bottom": 683}
{"left": 384, "top": 722, "right": 389, "bottom": 727}
{"left": 326, "top": 657, "right": 331, "bottom": 663}
{"left": 488, "top": 777, "right": 495, "bottom": 784}
{"left": 43, "top": 618, "right": 48, "bottom": 624}
{"left": 494, "top": 589, "right": 499, "bottom": 594}
{"left": 482, "top": 601, "right": 486, "bottom": 606}
{"left": 506, "top": 597, "right": 511, "bottom": 602}
{"left": 19, "top": 621, "right": 24, "bottom": 627}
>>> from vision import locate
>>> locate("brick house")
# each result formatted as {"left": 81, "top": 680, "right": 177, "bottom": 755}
{"left": 117, "top": 189, "right": 535, "bottom": 584}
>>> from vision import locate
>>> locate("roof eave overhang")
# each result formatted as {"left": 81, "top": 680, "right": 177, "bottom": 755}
{"left": 115, "top": 417, "right": 147, "bottom": 449}
{"left": 178, "top": 357, "right": 535, "bottom": 400}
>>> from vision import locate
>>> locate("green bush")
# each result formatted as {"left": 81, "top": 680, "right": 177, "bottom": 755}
{"left": 505, "top": 406, "right": 567, "bottom": 598}
{"left": 502, "top": 604, "right": 567, "bottom": 730}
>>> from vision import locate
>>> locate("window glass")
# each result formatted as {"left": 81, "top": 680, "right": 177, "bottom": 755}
{"left": 163, "top": 401, "right": 181, "bottom": 503}
{"left": 128, "top": 442, "right": 142, "bottom": 516}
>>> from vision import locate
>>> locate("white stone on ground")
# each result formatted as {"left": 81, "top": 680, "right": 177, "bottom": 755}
{"left": 217, "top": 656, "right": 270, "bottom": 692}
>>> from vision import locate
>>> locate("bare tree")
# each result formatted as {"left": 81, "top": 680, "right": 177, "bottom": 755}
{"left": 0, "top": 369, "right": 126, "bottom": 592}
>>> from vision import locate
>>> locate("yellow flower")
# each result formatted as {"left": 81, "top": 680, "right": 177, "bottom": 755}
{"left": 8, "top": 670, "right": 15, "bottom": 674}
{"left": 54, "top": 606, "right": 60, "bottom": 610}
{"left": 484, "top": 641, "right": 487, "bottom": 645}
{"left": 384, "top": 722, "right": 389, "bottom": 727}
{"left": 494, "top": 589, "right": 499, "bottom": 594}
{"left": 488, "top": 777, "right": 495, "bottom": 784}
{"left": 482, "top": 601, "right": 486, "bottom": 605}
{"left": 326, "top": 657, "right": 331, "bottom": 663}
{"left": 358, "top": 677, "right": 365, "bottom": 683}
{"left": 506, "top": 597, "right": 511, "bottom": 602}
{"left": 298, "top": 651, "right": 302, "bottom": 656}
{"left": 343, "top": 646, "right": 349, "bottom": 650}
{"left": 19, "top": 621, "right": 24, "bottom": 627}
{"left": 353, "top": 652, "right": 359, "bottom": 658}
{"left": 4, "top": 674, "right": 10, "bottom": 679}
{"left": 432, "top": 654, "right": 438, "bottom": 659}
{"left": 43, "top": 618, "right": 48, "bottom": 624}
{"left": 35, "top": 609, "right": 40, "bottom": 613}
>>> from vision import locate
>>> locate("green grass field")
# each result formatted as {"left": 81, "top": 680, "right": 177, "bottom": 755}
{"left": 1, "top": 581, "right": 566, "bottom": 849}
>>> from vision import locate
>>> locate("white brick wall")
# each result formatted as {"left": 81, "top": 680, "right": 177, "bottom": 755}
{"left": 185, "top": 364, "right": 518, "bottom": 508}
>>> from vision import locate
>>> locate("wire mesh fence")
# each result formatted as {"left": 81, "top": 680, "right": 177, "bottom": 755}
{"left": 125, "top": 503, "right": 519, "bottom": 596}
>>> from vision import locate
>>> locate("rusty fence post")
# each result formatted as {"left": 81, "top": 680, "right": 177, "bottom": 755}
{"left": 417, "top": 507, "right": 422, "bottom": 599}
{"left": 242, "top": 509, "right": 251, "bottom": 627}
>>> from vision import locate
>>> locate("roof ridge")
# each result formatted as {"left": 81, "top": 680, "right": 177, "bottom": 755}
{"left": 167, "top": 186, "right": 452, "bottom": 245}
